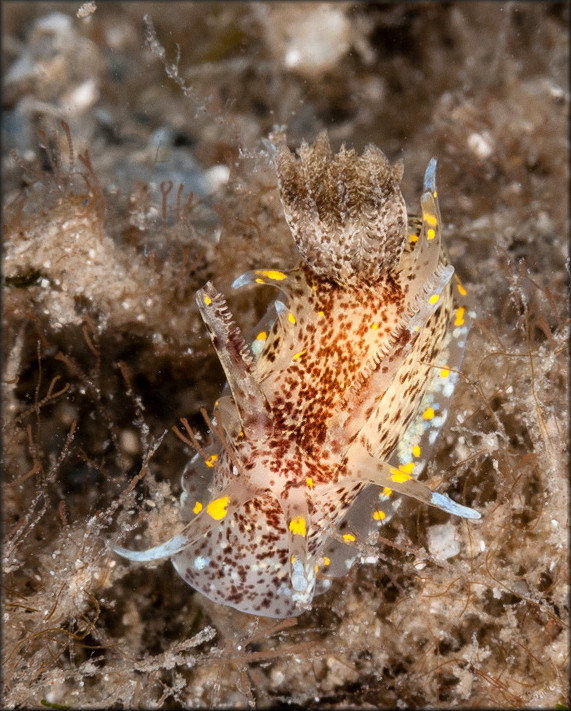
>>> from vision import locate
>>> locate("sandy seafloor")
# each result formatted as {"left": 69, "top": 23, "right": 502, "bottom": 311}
{"left": 2, "top": 3, "right": 568, "bottom": 708}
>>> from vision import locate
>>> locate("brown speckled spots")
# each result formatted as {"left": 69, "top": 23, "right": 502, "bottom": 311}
{"left": 117, "top": 133, "right": 478, "bottom": 619}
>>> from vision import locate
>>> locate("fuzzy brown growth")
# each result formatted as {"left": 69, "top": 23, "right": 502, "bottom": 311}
{"left": 276, "top": 131, "right": 407, "bottom": 287}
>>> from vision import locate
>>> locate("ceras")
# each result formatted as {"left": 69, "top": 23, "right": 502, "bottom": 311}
{"left": 115, "top": 132, "right": 480, "bottom": 618}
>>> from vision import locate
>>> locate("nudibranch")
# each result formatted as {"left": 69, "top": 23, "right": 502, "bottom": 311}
{"left": 115, "top": 132, "right": 479, "bottom": 618}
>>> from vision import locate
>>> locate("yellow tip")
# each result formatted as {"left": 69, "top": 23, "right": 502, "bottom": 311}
{"left": 261, "top": 270, "right": 287, "bottom": 281}
{"left": 390, "top": 468, "right": 412, "bottom": 483}
{"left": 289, "top": 516, "right": 306, "bottom": 537}
{"left": 207, "top": 496, "right": 230, "bottom": 520}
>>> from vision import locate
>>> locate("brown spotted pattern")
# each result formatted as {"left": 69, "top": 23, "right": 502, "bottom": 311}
{"left": 116, "top": 134, "right": 477, "bottom": 618}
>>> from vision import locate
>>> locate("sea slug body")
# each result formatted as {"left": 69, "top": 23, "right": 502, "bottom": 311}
{"left": 115, "top": 132, "right": 479, "bottom": 618}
